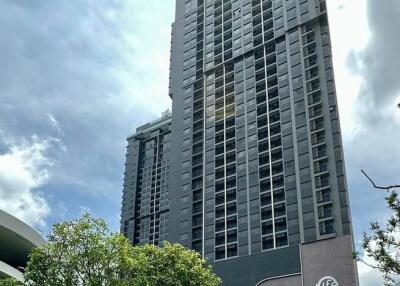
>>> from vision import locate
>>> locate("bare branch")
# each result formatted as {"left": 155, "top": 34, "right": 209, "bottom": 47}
{"left": 354, "top": 255, "right": 381, "bottom": 270}
{"left": 362, "top": 170, "right": 400, "bottom": 190}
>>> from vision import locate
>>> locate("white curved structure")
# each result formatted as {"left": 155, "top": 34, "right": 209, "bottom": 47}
{"left": 0, "top": 209, "right": 46, "bottom": 282}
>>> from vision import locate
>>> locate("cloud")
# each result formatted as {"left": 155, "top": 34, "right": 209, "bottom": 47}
{"left": 358, "top": 259, "right": 384, "bottom": 286}
{"left": 348, "top": 0, "right": 400, "bottom": 127}
{"left": 341, "top": 0, "right": 400, "bottom": 230}
{"left": 327, "top": 1, "right": 400, "bottom": 283}
{"left": 47, "top": 113, "right": 64, "bottom": 137}
{"left": 0, "top": 133, "right": 54, "bottom": 228}
{"left": 0, "top": 0, "right": 175, "bottom": 231}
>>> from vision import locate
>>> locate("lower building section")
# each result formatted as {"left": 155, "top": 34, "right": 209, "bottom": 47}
{"left": 213, "top": 245, "right": 301, "bottom": 286}
{"left": 299, "top": 235, "right": 358, "bottom": 286}
{"left": 213, "top": 235, "right": 358, "bottom": 286}
{"left": 0, "top": 209, "right": 46, "bottom": 282}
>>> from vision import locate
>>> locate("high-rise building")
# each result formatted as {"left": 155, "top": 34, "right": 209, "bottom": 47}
{"left": 121, "top": 112, "right": 171, "bottom": 246}
{"left": 166, "top": 0, "right": 358, "bottom": 285}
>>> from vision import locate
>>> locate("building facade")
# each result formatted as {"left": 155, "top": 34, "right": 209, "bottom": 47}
{"left": 121, "top": 113, "right": 171, "bottom": 246}
{"left": 0, "top": 209, "right": 46, "bottom": 282}
{"left": 167, "top": 0, "right": 358, "bottom": 285}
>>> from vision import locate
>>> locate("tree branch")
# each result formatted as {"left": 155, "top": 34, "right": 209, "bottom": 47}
{"left": 354, "top": 255, "right": 381, "bottom": 270}
{"left": 361, "top": 170, "right": 400, "bottom": 190}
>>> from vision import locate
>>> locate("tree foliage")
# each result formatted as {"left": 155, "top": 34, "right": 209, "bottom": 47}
{"left": 125, "top": 243, "right": 220, "bottom": 286}
{"left": 23, "top": 214, "right": 220, "bottom": 286}
{"left": 0, "top": 278, "right": 24, "bottom": 286}
{"left": 356, "top": 170, "right": 400, "bottom": 286}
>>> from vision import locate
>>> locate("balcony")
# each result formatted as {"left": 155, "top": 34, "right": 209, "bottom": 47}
{"left": 192, "top": 226, "right": 202, "bottom": 239}
{"left": 192, "top": 214, "right": 202, "bottom": 227}
{"left": 261, "top": 207, "right": 272, "bottom": 220}
{"left": 318, "top": 204, "right": 333, "bottom": 219}
{"left": 307, "top": 78, "right": 320, "bottom": 93}
{"left": 226, "top": 164, "right": 236, "bottom": 177}
{"left": 270, "top": 136, "right": 282, "bottom": 149}
{"left": 192, "top": 178, "right": 203, "bottom": 190}
{"left": 319, "top": 219, "right": 335, "bottom": 235}
{"left": 215, "top": 205, "right": 225, "bottom": 218}
{"left": 271, "top": 149, "right": 282, "bottom": 162}
{"left": 273, "top": 188, "right": 285, "bottom": 202}
{"left": 262, "top": 220, "right": 273, "bottom": 235}
{"left": 310, "top": 117, "right": 324, "bottom": 132}
{"left": 257, "top": 104, "right": 267, "bottom": 116}
{"left": 269, "top": 111, "right": 280, "bottom": 124}
{"left": 315, "top": 173, "right": 330, "bottom": 189}
{"left": 317, "top": 189, "right": 332, "bottom": 204}
{"left": 259, "top": 165, "right": 270, "bottom": 179}
{"left": 274, "top": 202, "right": 286, "bottom": 217}
{"left": 272, "top": 175, "right": 284, "bottom": 188}
{"left": 309, "top": 104, "right": 323, "bottom": 118}
{"left": 192, "top": 201, "right": 203, "bottom": 214}
{"left": 258, "top": 127, "right": 269, "bottom": 141}
{"left": 192, "top": 132, "right": 203, "bottom": 145}
{"left": 312, "top": 144, "right": 327, "bottom": 159}
{"left": 215, "top": 232, "right": 225, "bottom": 246}
{"left": 215, "top": 218, "right": 225, "bottom": 232}
{"left": 274, "top": 217, "right": 287, "bottom": 232}
{"left": 193, "top": 189, "right": 202, "bottom": 202}
{"left": 260, "top": 179, "right": 271, "bottom": 193}
{"left": 215, "top": 167, "right": 224, "bottom": 180}
{"left": 192, "top": 166, "right": 203, "bottom": 178}
{"left": 192, "top": 143, "right": 203, "bottom": 155}
{"left": 314, "top": 159, "right": 328, "bottom": 173}
{"left": 276, "top": 232, "right": 288, "bottom": 247}
{"left": 259, "top": 152, "right": 269, "bottom": 166}
{"left": 258, "top": 139, "right": 269, "bottom": 153}
{"left": 270, "top": 124, "right": 281, "bottom": 136}
{"left": 311, "top": 130, "right": 325, "bottom": 145}
{"left": 262, "top": 235, "right": 274, "bottom": 250}
{"left": 308, "top": 90, "right": 321, "bottom": 105}
{"left": 303, "top": 42, "right": 316, "bottom": 56}
{"left": 272, "top": 162, "right": 283, "bottom": 175}
{"left": 260, "top": 192, "right": 272, "bottom": 206}
{"left": 227, "top": 215, "right": 237, "bottom": 229}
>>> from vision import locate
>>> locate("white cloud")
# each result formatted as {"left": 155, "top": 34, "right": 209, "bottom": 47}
{"left": 327, "top": 0, "right": 370, "bottom": 140}
{"left": 115, "top": 1, "right": 174, "bottom": 117}
{"left": 0, "top": 133, "right": 54, "bottom": 228}
{"left": 327, "top": 1, "right": 400, "bottom": 284}
{"left": 357, "top": 259, "right": 384, "bottom": 286}
{"left": 47, "top": 113, "right": 64, "bottom": 136}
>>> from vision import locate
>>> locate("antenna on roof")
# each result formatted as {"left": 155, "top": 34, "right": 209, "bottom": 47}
{"left": 162, "top": 109, "right": 171, "bottom": 117}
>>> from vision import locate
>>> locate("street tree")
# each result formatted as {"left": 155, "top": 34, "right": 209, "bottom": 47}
{"left": 0, "top": 278, "right": 23, "bottom": 286}
{"left": 22, "top": 214, "right": 220, "bottom": 286}
{"left": 355, "top": 170, "right": 400, "bottom": 286}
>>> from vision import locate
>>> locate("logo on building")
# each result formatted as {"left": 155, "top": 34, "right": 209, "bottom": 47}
{"left": 316, "top": 276, "right": 339, "bottom": 286}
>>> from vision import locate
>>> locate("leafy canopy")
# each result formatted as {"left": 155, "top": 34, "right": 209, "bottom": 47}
{"left": 0, "top": 278, "right": 24, "bottom": 286}
{"left": 356, "top": 171, "right": 400, "bottom": 286}
{"left": 22, "top": 214, "right": 220, "bottom": 286}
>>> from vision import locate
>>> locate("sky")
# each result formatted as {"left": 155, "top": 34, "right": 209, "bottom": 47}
{"left": 0, "top": 0, "right": 399, "bottom": 285}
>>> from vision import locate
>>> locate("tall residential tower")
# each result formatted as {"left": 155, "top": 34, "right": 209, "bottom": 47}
{"left": 121, "top": 112, "right": 171, "bottom": 246}
{"left": 167, "top": 0, "right": 358, "bottom": 285}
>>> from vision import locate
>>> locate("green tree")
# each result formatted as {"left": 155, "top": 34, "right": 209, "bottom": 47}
{"left": 126, "top": 242, "right": 220, "bottom": 286}
{"left": 0, "top": 278, "right": 24, "bottom": 286}
{"left": 24, "top": 214, "right": 133, "bottom": 286}
{"left": 24, "top": 214, "right": 221, "bottom": 286}
{"left": 355, "top": 170, "right": 400, "bottom": 286}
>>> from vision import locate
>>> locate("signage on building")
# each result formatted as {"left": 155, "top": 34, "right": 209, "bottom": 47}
{"left": 316, "top": 276, "right": 339, "bottom": 286}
